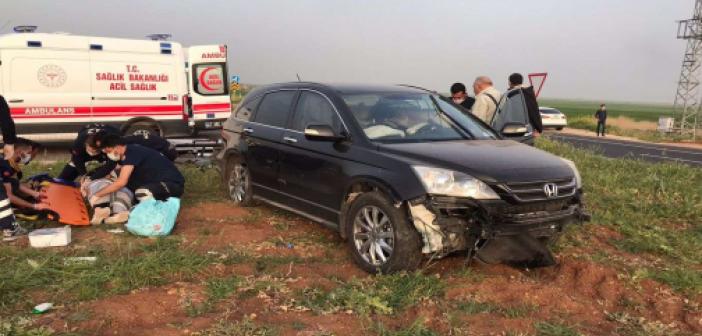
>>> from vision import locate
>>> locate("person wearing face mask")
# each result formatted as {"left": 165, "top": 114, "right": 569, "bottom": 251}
{"left": 93, "top": 134, "right": 184, "bottom": 203}
{"left": 450, "top": 82, "right": 476, "bottom": 111}
{"left": 57, "top": 123, "right": 121, "bottom": 182}
{"left": 82, "top": 131, "right": 177, "bottom": 182}
{"left": 0, "top": 138, "right": 49, "bottom": 214}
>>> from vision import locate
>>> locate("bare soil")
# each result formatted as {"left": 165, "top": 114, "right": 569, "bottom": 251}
{"left": 35, "top": 201, "right": 702, "bottom": 335}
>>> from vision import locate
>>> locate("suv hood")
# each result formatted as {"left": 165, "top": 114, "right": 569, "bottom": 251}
{"left": 378, "top": 140, "right": 574, "bottom": 183}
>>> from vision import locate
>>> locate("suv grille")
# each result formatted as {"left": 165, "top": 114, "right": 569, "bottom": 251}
{"left": 495, "top": 178, "right": 577, "bottom": 202}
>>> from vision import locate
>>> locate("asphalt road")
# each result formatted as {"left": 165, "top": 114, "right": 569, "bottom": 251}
{"left": 547, "top": 133, "right": 702, "bottom": 167}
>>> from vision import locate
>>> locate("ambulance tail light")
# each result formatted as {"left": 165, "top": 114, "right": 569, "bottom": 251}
{"left": 182, "top": 95, "right": 191, "bottom": 122}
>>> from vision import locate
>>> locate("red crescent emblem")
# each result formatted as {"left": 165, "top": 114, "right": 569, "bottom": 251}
{"left": 198, "top": 67, "right": 216, "bottom": 91}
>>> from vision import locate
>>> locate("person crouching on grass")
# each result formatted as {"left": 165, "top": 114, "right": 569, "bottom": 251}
{"left": 0, "top": 138, "right": 50, "bottom": 215}
{"left": 92, "top": 134, "right": 184, "bottom": 203}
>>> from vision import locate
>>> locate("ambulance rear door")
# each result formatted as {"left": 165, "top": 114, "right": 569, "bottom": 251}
{"left": 187, "top": 44, "right": 231, "bottom": 129}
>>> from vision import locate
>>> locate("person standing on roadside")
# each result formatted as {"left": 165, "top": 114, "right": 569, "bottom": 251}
{"left": 471, "top": 76, "right": 502, "bottom": 124}
{"left": 450, "top": 83, "right": 476, "bottom": 111}
{"left": 595, "top": 104, "right": 607, "bottom": 136}
{"left": 0, "top": 94, "right": 26, "bottom": 241}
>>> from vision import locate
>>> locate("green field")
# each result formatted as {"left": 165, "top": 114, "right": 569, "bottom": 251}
{"left": 539, "top": 99, "right": 675, "bottom": 123}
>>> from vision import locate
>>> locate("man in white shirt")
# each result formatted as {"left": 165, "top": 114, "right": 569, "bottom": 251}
{"left": 471, "top": 76, "right": 502, "bottom": 124}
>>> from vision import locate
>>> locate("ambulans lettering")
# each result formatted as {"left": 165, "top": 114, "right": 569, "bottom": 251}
{"left": 24, "top": 107, "right": 76, "bottom": 115}
{"left": 201, "top": 52, "right": 226, "bottom": 59}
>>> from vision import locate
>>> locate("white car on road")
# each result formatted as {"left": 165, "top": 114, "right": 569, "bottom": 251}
{"left": 540, "top": 107, "right": 567, "bottom": 130}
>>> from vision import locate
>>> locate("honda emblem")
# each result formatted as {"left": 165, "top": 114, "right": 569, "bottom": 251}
{"left": 543, "top": 183, "right": 559, "bottom": 198}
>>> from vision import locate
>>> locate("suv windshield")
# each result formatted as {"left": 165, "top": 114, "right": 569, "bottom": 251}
{"left": 343, "top": 92, "right": 497, "bottom": 142}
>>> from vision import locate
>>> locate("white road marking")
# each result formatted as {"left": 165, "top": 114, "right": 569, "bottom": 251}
{"left": 549, "top": 135, "right": 702, "bottom": 156}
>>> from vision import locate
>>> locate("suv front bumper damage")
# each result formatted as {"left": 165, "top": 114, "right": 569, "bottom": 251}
{"left": 407, "top": 192, "right": 590, "bottom": 267}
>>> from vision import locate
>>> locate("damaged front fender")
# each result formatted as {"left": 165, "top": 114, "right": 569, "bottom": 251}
{"left": 405, "top": 193, "right": 588, "bottom": 267}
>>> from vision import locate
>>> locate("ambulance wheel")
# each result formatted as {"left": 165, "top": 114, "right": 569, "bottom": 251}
{"left": 126, "top": 122, "right": 162, "bottom": 137}
{"left": 226, "top": 160, "right": 255, "bottom": 206}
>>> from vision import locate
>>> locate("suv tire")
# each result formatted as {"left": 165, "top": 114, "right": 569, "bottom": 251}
{"left": 226, "top": 160, "right": 255, "bottom": 206}
{"left": 345, "top": 191, "right": 423, "bottom": 273}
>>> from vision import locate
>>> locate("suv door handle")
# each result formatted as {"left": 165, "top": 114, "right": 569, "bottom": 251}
{"left": 9, "top": 99, "right": 23, "bottom": 103}
{"left": 283, "top": 136, "right": 298, "bottom": 144}
{"left": 243, "top": 128, "right": 254, "bottom": 134}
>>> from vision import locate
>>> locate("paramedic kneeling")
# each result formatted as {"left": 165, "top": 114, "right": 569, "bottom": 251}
{"left": 93, "top": 134, "right": 184, "bottom": 202}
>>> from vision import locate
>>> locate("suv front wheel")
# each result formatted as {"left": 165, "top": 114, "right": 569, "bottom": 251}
{"left": 345, "top": 191, "right": 423, "bottom": 273}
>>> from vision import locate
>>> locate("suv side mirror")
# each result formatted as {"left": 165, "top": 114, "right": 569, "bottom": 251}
{"left": 304, "top": 124, "right": 345, "bottom": 141}
{"left": 501, "top": 123, "right": 528, "bottom": 137}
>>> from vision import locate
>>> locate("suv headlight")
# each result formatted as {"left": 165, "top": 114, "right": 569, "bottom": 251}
{"left": 412, "top": 166, "right": 500, "bottom": 199}
{"left": 560, "top": 158, "right": 582, "bottom": 189}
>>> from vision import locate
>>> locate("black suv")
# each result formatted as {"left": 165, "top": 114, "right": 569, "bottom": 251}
{"left": 217, "top": 83, "right": 588, "bottom": 273}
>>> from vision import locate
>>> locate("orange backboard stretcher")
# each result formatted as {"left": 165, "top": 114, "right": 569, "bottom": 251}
{"left": 43, "top": 182, "right": 90, "bottom": 226}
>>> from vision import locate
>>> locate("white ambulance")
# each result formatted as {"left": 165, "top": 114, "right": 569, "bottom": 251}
{"left": 0, "top": 30, "right": 231, "bottom": 140}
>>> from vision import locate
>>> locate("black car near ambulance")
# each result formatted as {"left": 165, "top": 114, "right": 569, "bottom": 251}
{"left": 217, "top": 82, "right": 589, "bottom": 273}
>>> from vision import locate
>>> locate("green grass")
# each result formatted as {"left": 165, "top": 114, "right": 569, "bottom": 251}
{"left": 186, "top": 275, "right": 244, "bottom": 316}
{"left": 534, "top": 321, "right": 581, "bottom": 336}
{"left": 537, "top": 138, "right": 702, "bottom": 294}
{"left": 192, "top": 318, "right": 277, "bottom": 336}
{"left": 563, "top": 116, "right": 690, "bottom": 142}
{"left": 0, "top": 317, "right": 55, "bottom": 336}
{"left": 455, "top": 299, "right": 537, "bottom": 318}
{"left": 374, "top": 320, "right": 439, "bottom": 336}
{"left": 539, "top": 99, "right": 695, "bottom": 142}
{"left": 540, "top": 99, "right": 674, "bottom": 123}
{"left": 0, "top": 237, "right": 212, "bottom": 312}
{"left": 297, "top": 272, "right": 445, "bottom": 315}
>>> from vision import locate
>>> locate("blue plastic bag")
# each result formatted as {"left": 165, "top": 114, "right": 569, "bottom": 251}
{"left": 126, "top": 197, "right": 180, "bottom": 237}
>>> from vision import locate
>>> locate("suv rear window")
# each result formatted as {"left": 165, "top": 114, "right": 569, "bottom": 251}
{"left": 235, "top": 96, "right": 261, "bottom": 121}
{"left": 254, "top": 91, "right": 296, "bottom": 128}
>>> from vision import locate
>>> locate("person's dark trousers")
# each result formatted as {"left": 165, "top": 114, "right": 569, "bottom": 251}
{"left": 596, "top": 121, "right": 606, "bottom": 136}
{"left": 135, "top": 181, "right": 184, "bottom": 201}
{"left": 57, "top": 163, "right": 80, "bottom": 181}
{"left": 0, "top": 177, "right": 17, "bottom": 231}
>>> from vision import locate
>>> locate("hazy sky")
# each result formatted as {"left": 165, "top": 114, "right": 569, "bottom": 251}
{"left": 0, "top": 0, "right": 694, "bottom": 103}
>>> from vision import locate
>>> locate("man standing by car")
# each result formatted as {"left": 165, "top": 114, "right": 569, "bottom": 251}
{"left": 450, "top": 83, "right": 475, "bottom": 111}
{"left": 507, "top": 73, "right": 543, "bottom": 136}
{"left": 595, "top": 104, "right": 607, "bottom": 136}
{"left": 471, "top": 76, "right": 502, "bottom": 124}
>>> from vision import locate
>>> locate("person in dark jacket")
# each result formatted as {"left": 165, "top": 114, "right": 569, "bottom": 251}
{"left": 450, "top": 82, "right": 476, "bottom": 111}
{"left": 57, "top": 123, "right": 121, "bottom": 181}
{"left": 94, "top": 134, "right": 184, "bottom": 202}
{"left": 508, "top": 73, "right": 543, "bottom": 135}
{"left": 595, "top": 104, "right": 607, "bottom": 136}
{"left": 84, "top": 131, "right": 177, "bottom": 181}
{"left": 0, "top": 95, "right": 24, "bottom": 240}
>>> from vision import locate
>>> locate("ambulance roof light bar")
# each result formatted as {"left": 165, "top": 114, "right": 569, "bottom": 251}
{"left": 14, "top": 25, "right": 38, "bottom": 33}
{"left": 146, "top": 34, "right": 172, "bottom": 41}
